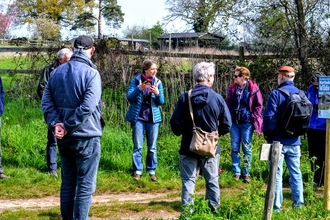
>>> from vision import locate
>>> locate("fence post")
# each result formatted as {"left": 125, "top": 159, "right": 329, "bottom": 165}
{"left": 324, "top": 119, "right": 330, "bottom": 209}
{"left": 262, "top": 141, "right": 282, "bottom": 220}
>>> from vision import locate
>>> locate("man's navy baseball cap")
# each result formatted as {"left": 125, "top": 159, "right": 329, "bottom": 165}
{"left": 74, "top": 35, "right": 93, "bottom": 50}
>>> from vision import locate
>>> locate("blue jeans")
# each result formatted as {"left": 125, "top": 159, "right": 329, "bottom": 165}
{"left": 132, "top": 120, "right": 159, "bottom": 175}
{"left": 273, "top": 145, "right": 304, "bottom": 212}
{"left": 180, "top": 154, "right": 220, "bottom": 212}
{"left": 47, "top": 128, "right": 57, "bottom": 171}
{"left": 230, "top": 122, "right": 253, "bottom": 176}
{"left": 58, "top": 137, "right": 101, "bottom": 220}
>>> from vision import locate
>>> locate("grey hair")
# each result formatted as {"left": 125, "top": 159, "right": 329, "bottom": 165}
{"left": 193, "top": 62, "right": 215, "bottom": 82}
{"left": 73, "top": 47, "right": 92, "bottom": 53}
{"left": 57, "top": 48, "right": 73, "bottom": 59}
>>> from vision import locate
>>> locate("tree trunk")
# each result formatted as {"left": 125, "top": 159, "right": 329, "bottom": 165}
{"left": 98, "top": 0, "right": 103, "bottom": 39}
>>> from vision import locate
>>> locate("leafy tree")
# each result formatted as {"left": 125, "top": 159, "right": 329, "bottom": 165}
{"left": 123, "top": 22, "right": 164, "bottom": 50}
{"left": 71, "top": 0, "right": 124, "bottom": 39}
{"left": 30, "top": 12, "right": 61, "bottom": 40}
{"left": 142, "top": 22, "right": 164, "bottom": 50}
{"left": 16, "top": 0, "right": 95, "bottom": 38}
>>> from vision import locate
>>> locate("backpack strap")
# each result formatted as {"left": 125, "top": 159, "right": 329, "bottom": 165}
{"left": 188, "top": 89, "right": 196, "bottom": 129}
{"left": 277, "top": 88, "right": 290, "bottom": 96}
{"left": 278, "top": 88, "right": 305, "bottom": 97}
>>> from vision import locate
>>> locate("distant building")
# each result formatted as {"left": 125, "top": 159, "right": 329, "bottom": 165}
{"left": 105, "top": 37, "right": 149, "bottom": 50}
{"left": 158, "top": 32, "right": 225, "bottom": 51}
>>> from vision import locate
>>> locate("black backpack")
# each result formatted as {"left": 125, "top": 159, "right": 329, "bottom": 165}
{"left": 277, "top": 88, "right": 312, "bottom": 136}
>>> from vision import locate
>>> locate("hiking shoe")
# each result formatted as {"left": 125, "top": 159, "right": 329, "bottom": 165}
{"left": 49, "top": 170, "right": 58, "bottom": 177}
{"left": 133, "top": 174, "right": 141, "bottom": 180}
{"left": 243, "top": 176, "right": 251, "bottom": 183}
{"left": 150, "top": 174, "right": 157, "bottom": 182}
{"left": 233, "top": 174, "right": 240, "bottom": 181}
{"left": 218, "top": 166, "right": 224, "bottom": 175}
{"left": 0, "top": 173, "right": 10, "bottom": 179}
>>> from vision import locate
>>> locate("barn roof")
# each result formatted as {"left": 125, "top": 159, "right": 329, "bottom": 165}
{"left": 158, "top": 32, "right": 224, "bottom": 40}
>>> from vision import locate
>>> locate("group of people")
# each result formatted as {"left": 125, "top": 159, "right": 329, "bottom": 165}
{"left": 130, "top": 60, "right": 324, "bottom": 214}
{"left": 0, "top": 34, "right": 326, "bottom": 218}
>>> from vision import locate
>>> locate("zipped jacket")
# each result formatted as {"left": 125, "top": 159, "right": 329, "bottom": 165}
{"left": 226, "top": 80, "right": 263, "bottom": 134}
{"left": 42, "top": 52, "right": 102, "bottom": 138}
{"left": 126, "top": 74, "right": 165, "bottom": 124}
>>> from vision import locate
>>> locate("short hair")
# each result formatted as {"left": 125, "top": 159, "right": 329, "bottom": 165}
{"left": 193, "top": 62, "right": 215, "bottom": 82}
{"left": 235, "top": 66, "right": 250, "bottom": 79}
{"left": 310, "top": 72, "right": 325, "bottom": 83}
{"left": 142, "top": 59, "right": 156, "bottom": 73}
{"left": 57, "top": 48, "right": 73, "bottom": 60}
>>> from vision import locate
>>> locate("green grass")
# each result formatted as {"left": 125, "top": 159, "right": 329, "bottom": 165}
{"left": 0, "top": 56, "right": 329, "bottom": 219}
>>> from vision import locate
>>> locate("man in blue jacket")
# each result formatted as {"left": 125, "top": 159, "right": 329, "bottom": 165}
{"left": 42, "top": 35, "right": 102, "bottom": 220}
{"left": 170, "top": 62, "right": 232, "bottom": 214}
{"left": 0, "top": 76, "right": 9, "bottom": 179}
{"left": 263, "top": 65, "right": 304, "bottom": 212}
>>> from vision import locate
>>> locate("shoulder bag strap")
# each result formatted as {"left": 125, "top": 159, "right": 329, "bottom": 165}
{"left": 188, "top": 89, "right": 196, "bottom": 128}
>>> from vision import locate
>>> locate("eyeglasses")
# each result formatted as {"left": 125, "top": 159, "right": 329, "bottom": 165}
{"left": 233, "top": 75, "right": 242, "bottom": 78}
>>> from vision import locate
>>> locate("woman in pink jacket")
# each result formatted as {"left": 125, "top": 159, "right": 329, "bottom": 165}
{"left": 226, "top": 66, "right": 263, "bottom": 183}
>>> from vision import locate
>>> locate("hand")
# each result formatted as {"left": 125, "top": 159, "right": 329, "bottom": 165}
{"left": 139, "top": 81, "right": 151, "bottom": 90}
{"left": 54, "top": 123, "right": 67, "bottom": 139}
{"left": 149, "top": 85, "right": 159, "bottom": 95}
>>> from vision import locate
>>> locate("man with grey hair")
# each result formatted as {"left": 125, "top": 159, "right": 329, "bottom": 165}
{"left": 42, "top": 35, "right": 102, "bottom": 219}
{"left": 37, "top": 47, "right": 73, "bottom": 177}
{"left": 170, "top": 62, "right": 232, "bottom": 215}
{"left": 263, "top": 65, "right": 304, "bottom": 212}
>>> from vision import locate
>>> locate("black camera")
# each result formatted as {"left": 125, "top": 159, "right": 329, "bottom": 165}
{"left": 235, "top": 109, "right": 241, "bottom": 123}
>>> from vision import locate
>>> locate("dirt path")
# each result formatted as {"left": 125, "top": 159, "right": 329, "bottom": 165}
{"left": 0, "top": 192, "right": 181, "bottom": 219}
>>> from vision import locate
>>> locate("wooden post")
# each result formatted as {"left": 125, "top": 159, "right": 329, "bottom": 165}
{"left": 324, "top": 119, "right": 330, "bottom": 209}
{"left": 239, "top": 46, "right": 244, "bottom": 62}
{"left": 262, "top": 141, "right": 282, "bottom": 220}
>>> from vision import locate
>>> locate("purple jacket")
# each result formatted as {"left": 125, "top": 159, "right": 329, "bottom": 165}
{"left": 226, "top": 80, "right": 263, "bottom": 134}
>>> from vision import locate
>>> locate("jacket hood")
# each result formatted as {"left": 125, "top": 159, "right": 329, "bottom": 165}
{"left": 191, "top": 84, "right": 211, "bottom": 106}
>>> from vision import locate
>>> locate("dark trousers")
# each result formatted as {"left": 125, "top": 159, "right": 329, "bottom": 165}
{"left": 47, "top": 128, "right": 57, "bottom": 171}
{"left": 307, "top": 128, "right": 326, "bottom": 186}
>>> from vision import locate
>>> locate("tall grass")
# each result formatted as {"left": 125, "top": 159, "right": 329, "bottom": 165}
{"left": 0, "top": 51, "right": 329, "bottom": 219}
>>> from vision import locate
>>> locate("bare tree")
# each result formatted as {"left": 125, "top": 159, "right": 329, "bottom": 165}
{"left": 164, "top": 0, "right": 233, "bottom": 33}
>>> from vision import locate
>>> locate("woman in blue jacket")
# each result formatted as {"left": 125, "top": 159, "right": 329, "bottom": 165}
{"left": 306, "top": 72, "right": 326, "bottom": 187}
{"left": 126, "top": 60, "right": 165, "bottom": 181}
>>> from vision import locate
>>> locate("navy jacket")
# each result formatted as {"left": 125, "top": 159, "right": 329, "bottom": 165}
{"left": 262, "top": 81, "right": 301, "bottom": 145}
{"left": 170, "top": 84, "right": 232, "bottom": 158}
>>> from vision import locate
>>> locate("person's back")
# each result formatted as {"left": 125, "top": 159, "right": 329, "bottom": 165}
{"left": 263, "top": 80, "right": 301, "bottom": 145}
{"left": 263, "top": 65, "right": 304, "bottom": 212}
{"left": 45, "top": 57, "right": 102, "bottom": 137}
{"left": 41, "top": 35, "right": 102, "bottom": 220}
{"left": 170, "top": 62, "right": 231, "bottom": 215}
